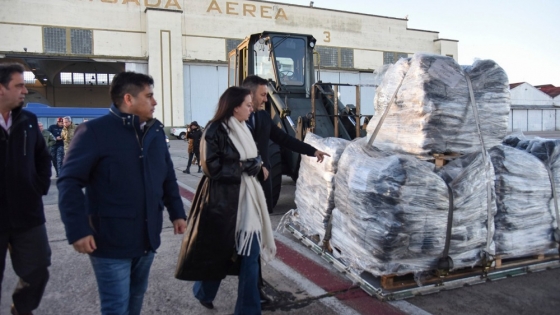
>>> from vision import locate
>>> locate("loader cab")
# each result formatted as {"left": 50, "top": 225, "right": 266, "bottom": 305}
{"left": 228, "top": 31, "right": 316, "bottom": 96}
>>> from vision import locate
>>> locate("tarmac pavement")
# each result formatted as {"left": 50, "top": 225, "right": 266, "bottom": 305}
{"left": 2, "top": 138, "right": 560, "bottom": 314}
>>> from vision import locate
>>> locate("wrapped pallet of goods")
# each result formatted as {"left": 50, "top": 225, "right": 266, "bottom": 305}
{"left": 292, "top": 133, "right": 350, "bottom": 240}
{"left": 366, "top": 53, "right": 510, "bottom": 157}
{"left": 329, "top": 138, "right": 496, "bottom": 278}
{"left": 489, "top": 144, "right": 558, "bottom": 258}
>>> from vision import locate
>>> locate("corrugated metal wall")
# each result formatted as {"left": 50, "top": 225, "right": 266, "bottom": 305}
{"left": 510, "top": 107, "right": 560, "bottom": 131}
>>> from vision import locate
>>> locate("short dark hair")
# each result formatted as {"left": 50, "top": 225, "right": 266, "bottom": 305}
{"left": 209, "top": 86, "right": 251, "bottom": 127}
{"left": 110, "top": 72, "right": 154, "bottom": 107}
{"left": 0, "top": 63, "right": 25, "bottom": 88}
{"left": 242, "top": 75, "right": 268, "bottom": 94}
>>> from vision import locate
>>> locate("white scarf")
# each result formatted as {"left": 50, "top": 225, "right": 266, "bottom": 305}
{"left": 226, "top": 116, "right": 276, "bottom": 262}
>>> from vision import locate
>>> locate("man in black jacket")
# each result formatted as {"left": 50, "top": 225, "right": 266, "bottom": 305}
{"left": 183, "top": 121, "right": 202, "bottom": 174}
{"left": 0, "top": 63, "right": 52, "bottom": 315}
{"left": 242, "top": 75, "right": 329, "bottom": 213}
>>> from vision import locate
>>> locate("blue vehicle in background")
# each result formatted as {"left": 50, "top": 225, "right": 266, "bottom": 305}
{"left": 24, "top": 103, "right": 109, "bottom": 127}
{"left": 25, "top": 103, "right": 171, "bottom": 149}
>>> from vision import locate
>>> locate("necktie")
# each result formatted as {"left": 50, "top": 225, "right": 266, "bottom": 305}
{"left": 247, "top": 113, "right": 255, "bottom": 132}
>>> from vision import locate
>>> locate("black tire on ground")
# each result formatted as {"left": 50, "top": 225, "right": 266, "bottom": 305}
{"left": 179, "top": 132, "right": 187, "bottom": 140}
{"left": 289, "top": 152, "right": 301, "bottom": 183}
{"left": 269, "top": 142, "right": 282, "bottom": 209}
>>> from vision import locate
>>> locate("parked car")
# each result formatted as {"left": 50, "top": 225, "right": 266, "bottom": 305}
{"left": 170, "top": 127, "right": 187, "bottom": 140}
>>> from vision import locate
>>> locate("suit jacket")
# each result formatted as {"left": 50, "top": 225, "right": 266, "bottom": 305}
{"left": 252, "top": 110, "right": 316, "bottom": 169}
{"left": 0, "top": 107, "right": 51, "bottom": 232}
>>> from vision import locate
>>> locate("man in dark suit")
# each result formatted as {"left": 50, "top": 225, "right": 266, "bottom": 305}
{"left": 242, "top": 75, "right": 329, "bottom": 214}
{"left": 0, "top": 63, "right": 52, "bottom": 315}
{"left": 242, "top": 75, "right": 330, "bottom": 304}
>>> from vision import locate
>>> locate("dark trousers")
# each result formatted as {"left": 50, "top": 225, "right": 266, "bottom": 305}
{"left": 186, "top": 150, "right": 200, "bottom": 171}
{"left": 258, "top": 175, "right": 273, "bottom": 214}
{"left": 257, "top": 176, "right": 273, "bottom": 293}
{"left": 50, "top": 146, "right": 64, "bottom": 176}
{"left": 0, "top": 224, "right": 51, "bottom": 314}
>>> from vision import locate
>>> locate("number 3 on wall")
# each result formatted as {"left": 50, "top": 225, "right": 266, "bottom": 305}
{"left": 323, "top": 31, "right": 331, "bottom": 43}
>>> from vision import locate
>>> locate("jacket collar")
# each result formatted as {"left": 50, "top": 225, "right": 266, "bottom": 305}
{"left": 10, "top": 105, "right": 27, "bottom": 127}
{"left": 109, "top": 104, "right": 156, "bottom": 130}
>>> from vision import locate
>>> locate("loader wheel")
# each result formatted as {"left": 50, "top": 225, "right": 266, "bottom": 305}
{"left": 289, "top": 153, "right": 301, "bottom": 183}
{"left": 269, "top": 142, "right": 282, "bottom": 209}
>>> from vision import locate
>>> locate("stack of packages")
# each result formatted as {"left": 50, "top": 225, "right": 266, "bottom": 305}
{"left": 328, "top": 53, "right": 509, "bottom": 277}
{"left": 293, "top": 133, "right": 350, "bottom": 240}
{"left": 330, "top": 139, "right": 496, "bottom": 276}
{"left": 366, "top": 53, "right": 510, "bottom": 156}
{"left": 489, "top": 137, "right": 560, "bottom": 258}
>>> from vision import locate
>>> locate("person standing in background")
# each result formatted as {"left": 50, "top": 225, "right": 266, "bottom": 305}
{"left": 47, "top": 117, "right": 64, "bottom": 177}
{"left": 0, "top": 63, "right": 52, "bottom": 315}
{"left": 38, "top": 122, "right": 56, "bottom": 149}
{"left": 60, "top": 116, "right": 75, "bottom": 154}
{"left": 182, "top": 121, "right": 202, "bottom": 174}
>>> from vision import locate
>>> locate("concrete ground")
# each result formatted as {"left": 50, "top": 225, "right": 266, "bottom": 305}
{"left": 2, "top": 136, "right": 560, "bottom": 315}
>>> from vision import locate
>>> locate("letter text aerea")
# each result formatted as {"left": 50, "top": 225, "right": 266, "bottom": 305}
{"left": 206, "top": 0, "right": 288, "bottom": 20}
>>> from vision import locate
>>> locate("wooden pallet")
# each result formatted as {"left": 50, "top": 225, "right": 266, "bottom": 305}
{"left": 379, "top": 265, "right": 483, "bottom": 290}
{"left": 495, "top": 253, "right": 558, "bottom": 269}
{"left": 378, "top": 253, "right": 560, "bottom": 290}
{"left": 432, "top": 152, "right": 463, "bottom": 167}
{"left": 286, "top": 223, "right": 560, "bottom": 300}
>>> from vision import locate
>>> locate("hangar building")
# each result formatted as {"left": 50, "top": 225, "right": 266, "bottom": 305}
{"left": 0, "top": 0, "right": 458, "bottom": 127}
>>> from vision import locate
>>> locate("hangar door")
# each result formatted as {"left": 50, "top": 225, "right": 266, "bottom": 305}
{"left": 183, "top": 64, "right": 228, "bottom": 127}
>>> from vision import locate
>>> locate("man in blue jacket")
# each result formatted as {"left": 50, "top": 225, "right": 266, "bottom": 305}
{"left": 57, "top": 72, "right": 187, "bottom": 315}
{"left": 0, "top": 63, "right": 52, "bottom": 315}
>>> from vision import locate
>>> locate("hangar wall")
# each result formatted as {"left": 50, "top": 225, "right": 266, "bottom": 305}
{"left": 0, "top": 0, "right": 459, "bottom": 127}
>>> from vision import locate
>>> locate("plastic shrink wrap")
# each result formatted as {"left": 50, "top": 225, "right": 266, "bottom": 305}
{"left": 293, "top": 133, "right": 350, "bottom": 239}
{"left": 366, "top": 53, "right": 510, "bottom": 157}
{"left": 330, "top": 138, "right": 496, "bottom": 276}
{"left": 491, "top": 139, "right": 560, "bottom": 258}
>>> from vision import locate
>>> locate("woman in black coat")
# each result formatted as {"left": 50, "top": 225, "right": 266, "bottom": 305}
{"left": 176, "top": 87, "right": 276, "bottom": 315}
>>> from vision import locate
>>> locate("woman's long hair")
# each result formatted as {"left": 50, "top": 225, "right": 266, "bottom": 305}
{"left": 208, "top": 86, "right": 251, "bottom": 129}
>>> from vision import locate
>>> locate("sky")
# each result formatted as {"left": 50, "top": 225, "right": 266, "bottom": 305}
{"left": 264, "top": 0, "right": 560, "bottom": 86}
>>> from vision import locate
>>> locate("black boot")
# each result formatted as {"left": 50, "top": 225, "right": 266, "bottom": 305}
{"left": 183, "top": 168, "right": 190, "bottom": 174}
{"left": 197, "top": 167, "right": 202, "bottom": 173}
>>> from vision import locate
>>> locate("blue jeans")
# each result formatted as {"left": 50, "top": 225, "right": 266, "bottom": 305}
{"left": 193, "top": 235, "right": 261, "bottom": 315}
{"left": 90, "top": 251, "right": 155, "bottom": 315}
